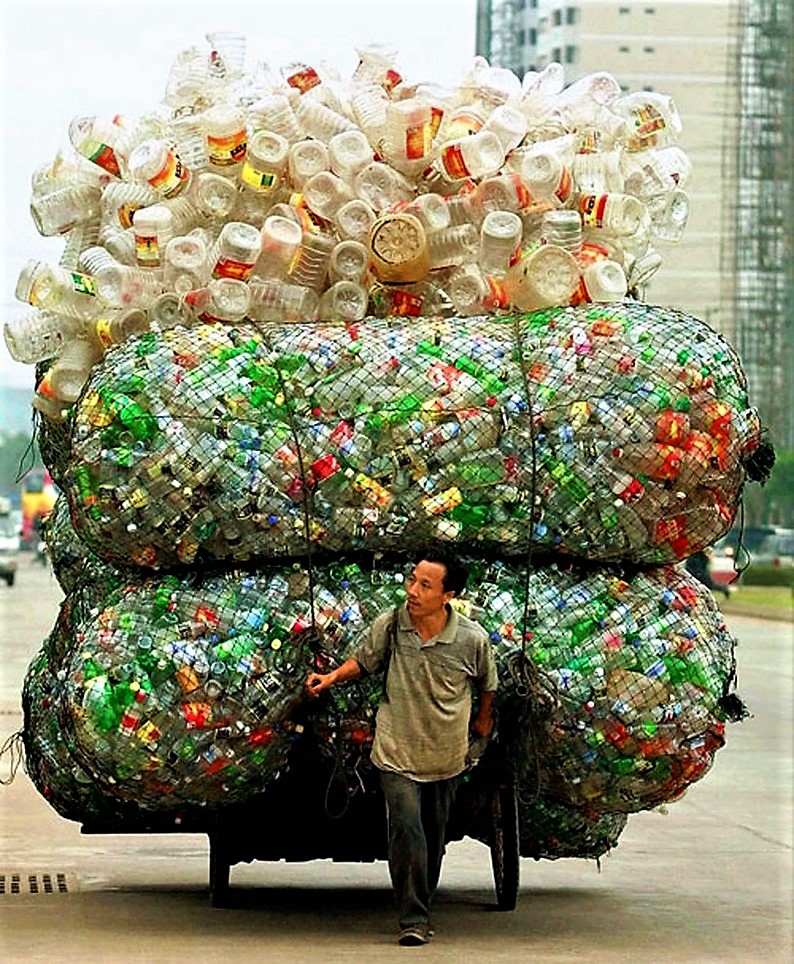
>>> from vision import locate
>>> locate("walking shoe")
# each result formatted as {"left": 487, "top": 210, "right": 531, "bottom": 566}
{"left": 398, "top": 925, "right": 431, "bottom": 946}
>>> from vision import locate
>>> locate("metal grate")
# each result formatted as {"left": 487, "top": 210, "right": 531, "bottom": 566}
{"left": 0, "top": 873, "right": 70, "bottom": 895}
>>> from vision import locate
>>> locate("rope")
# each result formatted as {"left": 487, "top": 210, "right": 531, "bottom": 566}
{"left": 0, "top": 730, "right": 25, "bottom": 786}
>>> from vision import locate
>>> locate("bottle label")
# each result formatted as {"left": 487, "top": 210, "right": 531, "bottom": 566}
{"left": 404, "top": 121, "right": 432, "bottom": 160}
{"left": 95, "top": 319, "right": 115, "bottom": 348}
{"left": 441, "top": 144, "right": 470, "bottom": 180}
{"left": 117, "top": 201, "right": 144, "bottom": 229}
{"left": 556, "top": 166, "right": 572, "bottom": 202}
{"left": 429, "top": 106, "right": 444, "bottom": 139}
{"left": 391, "top": 289, "right": 424, "bottom": 316}
{"left": 241, "top": 161, "right": 279, "bottom": 192}
{"left": 286, "top": 64, "right": 321, "bottom": 93}
{"left": 88, "top": 142, "right": 122, "bottom": 178}
{"left": 207, "top": 129, "right": 247, "bottom": 167}
{"left": 445, "top": 111, "right": 483, "bottom": 140}
{"left": 213, "top": 256, "right": 256, "bottom": 281}
{"left": 69, "top": 271, "right": 97, "bottom": 297}
{"left": 483, "top": 276, "right": 508, "bottom": 310}
{"left": 383, "top": 68, "right": 403, "bottom": 92}
{"left": 630, "top": 104, "right": 666, "bottom": 147}
{"left": 579, "top": 194, "right": 609, "bottom": 228}
{"left": 148, "top": 151, "right": 189, "bottom": 198}
{"left": 135, "top": 232, "right": 161, "bottom": 266}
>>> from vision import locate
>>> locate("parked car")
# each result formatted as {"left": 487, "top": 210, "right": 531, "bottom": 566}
{"left": 751, "top": 530, "right": 794, "bottom": 568}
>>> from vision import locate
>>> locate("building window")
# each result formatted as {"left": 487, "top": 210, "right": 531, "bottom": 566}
{"left": 517, "top": 28, "right": 526, "bottom": 45}
{"left": 619, "top": 6, "right": 631, "bottom": 13}
{"left": 643, "top": 46, "right": 655, "bottom": 53}
{"left": 644, "top": 7, "right": 656, "bottom": 12}
{"left": 566, "top": 6, "right": 579, "bottom": 24}
{"left": 619, "top": 45, "right": 630, "bottom": 53}
{"left": 530, "top": 0, "right": 538, "bottom": 8}
{"left": 552, "top": 47, "right": 562, "bottom": 62}
{"left": 529, "top": 27, "right": 537, "bottom": 45}
{"left": 565, "top": 45, "right": 578, "bottom": 64}
{"left": 553, "top": 9, "right": 562, "bottom": 25}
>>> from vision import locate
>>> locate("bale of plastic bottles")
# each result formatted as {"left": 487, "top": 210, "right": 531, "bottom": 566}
{"left": 44, "top": 493, "right": 116, "bottom": 595}
{"left": 36, "top": 553, "right": 739, "bottom": 814}
{"left": 61, "top": 304, "right": 761, "bottom": 570}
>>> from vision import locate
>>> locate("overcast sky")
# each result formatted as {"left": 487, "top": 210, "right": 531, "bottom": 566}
{"left": 0, "top": 0, "right": 478, "bottom": 390}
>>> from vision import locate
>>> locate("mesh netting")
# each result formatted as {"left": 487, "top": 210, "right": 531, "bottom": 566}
{"left": 44, "top": 492, "right": 117, "bottom": 595}
{"left": 62, "top": 304, "right": 760, "bottom": 570}
{"left": 32, "top": 553, "right": 738, "bottom": 814}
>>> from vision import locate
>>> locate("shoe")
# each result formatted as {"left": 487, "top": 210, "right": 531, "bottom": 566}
{"left": 398, "top": 925, "right": 431, "bottom": 946}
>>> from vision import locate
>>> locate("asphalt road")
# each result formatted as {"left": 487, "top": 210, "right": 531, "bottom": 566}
{"left": 0, "top": 556, "right": 791, "bottom": 963}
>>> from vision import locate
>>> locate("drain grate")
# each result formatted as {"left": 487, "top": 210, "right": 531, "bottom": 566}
{"left": 0, "top": 873, "right": 70, "bottom": 895}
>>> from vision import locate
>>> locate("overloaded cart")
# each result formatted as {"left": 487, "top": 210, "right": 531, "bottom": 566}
{"left": 9, "top": 33, "right": 774, "bottom": 909}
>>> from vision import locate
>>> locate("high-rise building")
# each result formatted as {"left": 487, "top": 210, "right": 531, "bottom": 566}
{"left": 477, "top": 0, "right": 793, "bottom": 449}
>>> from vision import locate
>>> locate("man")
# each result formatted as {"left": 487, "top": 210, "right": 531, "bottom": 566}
{"left": 305, "top": 545, "right": 498, "bottom": 946}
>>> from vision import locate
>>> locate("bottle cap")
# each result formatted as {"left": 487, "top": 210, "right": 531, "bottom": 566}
{"left": 369, "top": 212, "right": 430, "bottom": 283}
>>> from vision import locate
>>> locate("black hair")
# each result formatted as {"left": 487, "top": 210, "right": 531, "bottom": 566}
{"left": 413, "top": 544, "right": 469, "bottom": 596}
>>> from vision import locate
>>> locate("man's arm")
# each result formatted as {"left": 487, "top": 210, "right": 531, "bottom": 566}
{"left": 305, "top": 657, "right": 362, "bottom": 698}
{"left": 470, "top": 690, "right": 496, "bottom": 738}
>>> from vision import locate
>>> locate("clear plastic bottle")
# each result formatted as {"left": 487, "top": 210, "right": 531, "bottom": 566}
{"left": 479, "top": 210, "right": 523, "bottom": 276}
{"left": 328, "top": 129, "right": 373, "bottom": 182}
{"left": 163, "top": 234, "right": 209, "bottom": 293}
{"left": 621, "top": 145, "right": 692, "bottom": 198}
{"left": 169, "top": 111, "right": 210, "bottom": 172}
{"left": 68, "top": 115, "right": 127, "bottom": 178}
{"left": 203, "top": 103, "right": 248, "bottom": 170}
{"left": 369, "top": 212, "right": 430, "bottom": 283}
{"left": 190, "top": 172, "right": 239, "bottom": 220}
{"left": 353, "top": 161, "right": 413, "bottom": 211}
{"left": 3, "top": 309, "right": 81, "bottom": 363}
{"left": 303, "top": 171, "right": 354, "bottom": 220}
{"left": 384, "top": 97, "right": 433, "bottom": 167}
{"left": 541, "top": 209, "right": 583, "bottom": 256}
{"left": 483, "top": 104, "right": 528, "bottom": 154}
{"left": 436, "top": 130, "right": 504, "bottom": 182}
{"left": 503, "top": 244, "right": 580, "bottom": 311}
{"left": 253, "top": 215, "right": 303, "bottom": 280}
{"left": 428, "top": 223, "right": 479, "bottom": 271}
{"left": 572, "top": 145, "right": 623, "bottom": 195}
{"left": 47, "top": 336, "right": 105, "bottom": 403}
{"left": 512, "top": 136, "right": 574, "bottom": 203}
{"left": 15, "top": 260, "right": 99, "bottom": 319}
{"left": 577, "top": 259, "right": 627, "bottom": 303}
{"left": 210, "top": 221, "right": 262, "bottom": 281}
{"left": 446, "top": 263, "right": 507, "bottom": 316}
{"left": 30, "top": 184, "right": 102, "bottom": 237}
{"left": 150, "top": 291, "right": 190, "bottom": 329}
{"left": 127, "top": 139, "right": 190, "bottom": 199}
{"left": 350, "top": 84, "right": 389, "bottom": 150}
{"left": 295, "top": 98, "right": 357, "bottom": 143}
{"left": 287, "top": 229, "right": 336, "bottom": 292}
{"left": 612, "top": 91, "right": 683, "bottom": 151}
{"left": 94, "top": 307, "right": 151, "bottom": 348}
{"left": 288, "top": 139, "right": 330, "bottom": 190}
{"left": 100, "top": 181, "right": 161, "bottom": 230}
{"left": 247, "top": 279, "right": 319, "bottom": 322}
{"left": 241, "top": 129, "right": 289, "bottom": 194}
{"left": 247, "top": 93, "right": 304, "bottom": 143}
{"left": 475, "top": 173, "right": 532, "bottom": 215}
{"left": 334, "top": 198, "right": 376, "bottom": 243}
{"left": 403, "top": 193, "right": 451, "bottom": 233}
{"left": 578, "top": 193, "right": 646, "bottom": 236}
{"left": 205, "top": 30, "right": 246, "bottom": 77}
{"left": 352, "top": 42, "right": 402, "bottom": 89}
{"left": 91, "top": 258, "right": 165, "bottom": 308}
{"left": 328, "top": 239, "right": 370, "bottom": 284}
{"left": 436, "top": 104, "right": 486, "bottom": 145}
{"left": 317, "top": 280, "right": 368, "bottom": 321}
{"left": 132, "top": 204, "right": 174, "bottom": 268}
{"left": 646, "top": 188, "right": 690, "bottom": 243}
{"left": 185, "top": 277, "right": 251, "bottom": 323}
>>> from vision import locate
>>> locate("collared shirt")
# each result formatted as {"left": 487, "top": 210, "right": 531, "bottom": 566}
{"left": 351, "top": 603, "right": 498, "bottom": 782}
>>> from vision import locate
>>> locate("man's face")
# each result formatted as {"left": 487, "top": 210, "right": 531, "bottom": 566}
{"left": 406, "top": 560, "right": 454, "bottom": 620}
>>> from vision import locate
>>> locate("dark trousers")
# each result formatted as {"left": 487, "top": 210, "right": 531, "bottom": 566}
{"left": 379, "top": 769, "right": 460, "bottom": 929}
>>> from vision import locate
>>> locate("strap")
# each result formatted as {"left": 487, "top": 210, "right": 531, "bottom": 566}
{"left": 382, "top": 605, "right": 399, "bottom": 698}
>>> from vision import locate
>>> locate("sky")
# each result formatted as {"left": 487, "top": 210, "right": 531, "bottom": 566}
{"left": 0, "top": 0, "right": 479, "bottom": 390}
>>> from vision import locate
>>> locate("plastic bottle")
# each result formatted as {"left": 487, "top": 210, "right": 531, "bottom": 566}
{"left": 78, "top": 246, "right": 164, "bottom": 308}
{"left": 572, "top": 145, "right": 623, "bottom": 195}
{"left": 3, "top": 309, "right": 81, "bottom": 364}
{"left": 577, "top": 259, "right": 628, "bottom": 303}
{"left": 303, "top": 171, "right": 354, "bottom": 220}
{"left": 15, "top": 260, "right": 99, "bottom": 319}
{"left": 621, "top": 145, "right": 692, "bottom": 198}
{"left": 317, "top": 281, "right": 368, "bottom": 321}
{"left": 612, "top": 91, "right": 683, "bottom": 151}
{"left": 428, "top": 223, "right": 479, "bottom": 271}
{"left": 295, "top": 98, "right": 357, "bottom": 142}
{"left": 647, "top": 189, "right": 690, "bottom": 243}
{"left": 184, "top": 277, "right": 251, "bottom": 324}
{"left": 288, "top": 139, "right": 330, "bottom": 190}
{"left": 446, "top": 263, "right": 507, "bottom": 316}
{"left": 384, "top": 97, "right": 433, "bottom": 168}
{"left": 190, "top": 172, "right": 239, "bottom": 220}
{"left": 100, "top": 181, "right": 162, "bottom": 230}
{"left": 368, "top": 212, "right": 430, "bottom": 283}
{"left": 541, "top": 209, "right": 583, "bottom": 256}
{"left": 483, "top": 104, "right": 528, "bottom": 154}
{"left": 47, "top": 336, "right": 105, "bottom": 403}
{"left": 403, "top": 193, "right": 451, "bottom": 233}
{"left": 98, "top": 224, "right": 138, "bottom": 265}
{"left": 436, "top": 130, "right": 504, "bottom": 182}
{"left": 94, "top": 307, "right": 151, "bottom": 348}
{"left": 578, "top": 193, "right": 646, "bottom": 236}
{"left": 512, "top": 136, "right": 574, "bottom": 203}
{"left": 203, "top": 103, "right": 247, "bottom": 169}
{"left": 68, "top": 115, "right": 127, "bottom": 178}
{"left": 30, "top": 184, "right": 102, "bottom": 237}
{"left": 210, "top": 221, "right": 262, "bottom": 281}
{"left": 350, "top": 84, "right": 389, "bottom": 150}
{"left": 503, "top": 244, "right": 580, "bottom": 311}
{"left": 127, "top": 139, "right": 190, "bottom": 199}
{"left": 132, "top": 204, "right": 174, "bottom": 268}
{"left": 169, "top": 111, "right": 210, "bottom": 172}
{"left": 353, "top": 161, "right": 413, "bottom": 211}
{"left": 334, "top": 198, "right": 376, "bottom": 243}
{"left": 252, "top": 215, "right": 303, "bottom": 280}
{"left": 328, "top": 129, "right": 373, "bottom": 181}
{"left": 247, "top": 93, "right": 305, "bottom": 143}
{"left": 479, "top": 210, "right": 523, "bottom": 276}
{"left": 163, "top": 234, "right": 209, "bottom": 293}
{"left": 475, "top": 173, "right": 532, "bottom": 216}
{"left": 247, "top": 280, "right": 319, "bottom": 322}
{"left": 328, "top": 239, "right": 370, "bottom": 284}
{"left": 287, "top": 229, "right": 336, "bottom": 292}
{"left": 241, "top": 130, "right": 289, "bottom": 194}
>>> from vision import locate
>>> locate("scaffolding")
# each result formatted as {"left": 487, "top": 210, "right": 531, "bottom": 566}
{"left": 730, "top": 0, "right": 794, "bottom": 451}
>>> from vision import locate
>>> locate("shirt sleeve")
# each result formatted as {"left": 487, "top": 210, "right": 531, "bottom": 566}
{"left": 477, "top": 630, "right": 499, "bottom": 692}
{"left": 349, "top": 609, "right": 392, "bottom": 676}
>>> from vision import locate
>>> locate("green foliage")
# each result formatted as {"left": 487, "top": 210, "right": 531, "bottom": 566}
{"left": 741, "top": 448, "right": 794, "bottom": 528}
{"left": 0, "top": 431, "right": 41, "bottom": 497}
{"left": 740, "top": 564, "right": 794, "bottom": 588}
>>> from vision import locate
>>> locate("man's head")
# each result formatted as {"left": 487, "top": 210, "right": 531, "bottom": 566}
{"left": 406, "top": 545, "right": 469, "bottom": 620}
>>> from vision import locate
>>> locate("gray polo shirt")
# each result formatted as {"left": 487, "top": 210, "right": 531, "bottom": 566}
{"left": 351, "top": 603, "right": 498, "bottom": 782}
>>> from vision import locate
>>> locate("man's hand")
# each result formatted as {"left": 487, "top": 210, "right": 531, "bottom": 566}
{"left": 470, "top": 691, "right": 496, "bottom": 739}
{"left": 305, "top": 672, "right": 333, "bottom": 698}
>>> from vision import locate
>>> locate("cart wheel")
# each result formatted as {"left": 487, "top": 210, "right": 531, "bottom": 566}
{"left": 209, "top": 829, "right": 231, "bottom": 907}
{"left": 490, "top": 781, "right": 519, "bottom": 911}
